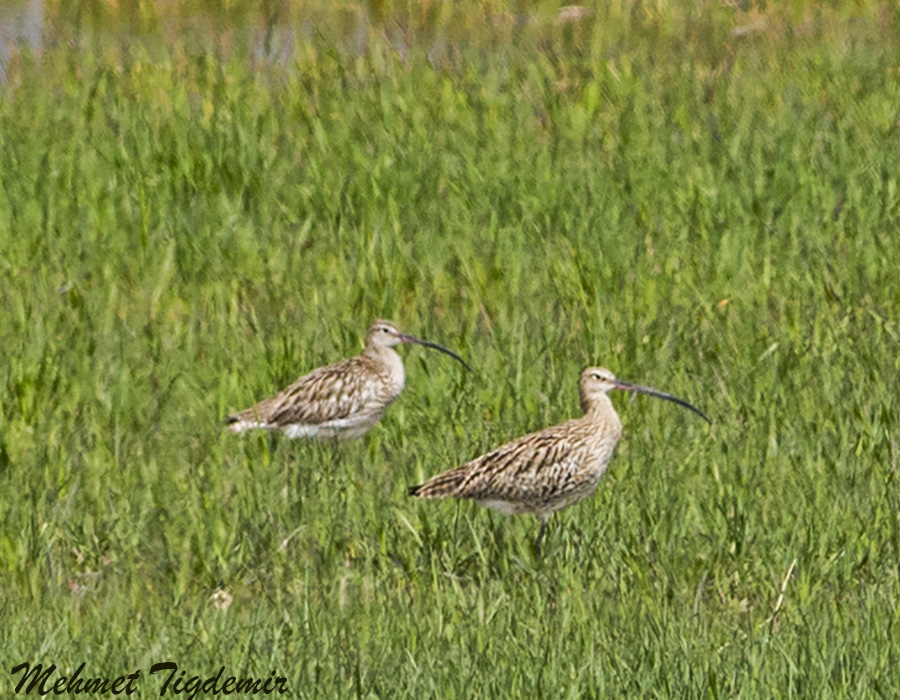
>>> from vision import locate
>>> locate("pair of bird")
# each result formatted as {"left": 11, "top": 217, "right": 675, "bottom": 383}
{"left": 227, "top": 320, "right": 710, "bottom": 550}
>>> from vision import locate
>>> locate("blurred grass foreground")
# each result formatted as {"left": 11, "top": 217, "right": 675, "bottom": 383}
{"left": 1, "top": 0, "right": 900, "bottom": 698}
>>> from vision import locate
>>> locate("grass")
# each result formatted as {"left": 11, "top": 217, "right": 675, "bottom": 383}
{"left": 1, "top": 0, "right": 900, "bottom": 696}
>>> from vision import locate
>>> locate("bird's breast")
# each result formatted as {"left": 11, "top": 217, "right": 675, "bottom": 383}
{"left": 577, "top": 421, "right": 623, "bottom": 475}
{"left": 382, "top": 349, "right": 406, "bottom": 398}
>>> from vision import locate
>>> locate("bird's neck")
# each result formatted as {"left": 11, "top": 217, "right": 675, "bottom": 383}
{"left": 583, "top": 393, "right": 622, "bottom": 431}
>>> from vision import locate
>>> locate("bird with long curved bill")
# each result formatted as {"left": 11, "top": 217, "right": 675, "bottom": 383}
{"left": 227, "top": 320, "right": 470, "bottom": 440}
{"left": 409, "top": 366, "right": 709, "bottom": 552}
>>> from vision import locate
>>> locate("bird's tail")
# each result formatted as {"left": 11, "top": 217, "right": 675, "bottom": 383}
{"left": 225, "top": 414, "right": 266, "bottom": 433}
{"left": 408, "top": 466, "right": 468, "bottom": 498}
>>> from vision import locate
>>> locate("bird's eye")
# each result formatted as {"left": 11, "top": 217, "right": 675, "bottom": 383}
{"left": 381, "top": 327, "right": 390, "bottom": 333}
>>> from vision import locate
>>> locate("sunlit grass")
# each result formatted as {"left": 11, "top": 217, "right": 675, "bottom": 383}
{"left": 1, "top": 1, "right": 899, "bottom": 697}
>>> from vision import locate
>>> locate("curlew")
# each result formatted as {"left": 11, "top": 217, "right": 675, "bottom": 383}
{"left": 409, "top": 367, "right": 710, "bottom": 551}
{"left": 227, "top": 319, "right": 470, "bottom": 440}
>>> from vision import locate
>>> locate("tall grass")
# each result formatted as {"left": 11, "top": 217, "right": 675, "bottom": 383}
{"left": 1, "top": 1, "right": 899, "bottom": 696}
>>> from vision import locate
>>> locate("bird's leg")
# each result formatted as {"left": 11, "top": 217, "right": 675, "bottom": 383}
{"left": 534, "top": 516, "right": 549, "bottom": 555}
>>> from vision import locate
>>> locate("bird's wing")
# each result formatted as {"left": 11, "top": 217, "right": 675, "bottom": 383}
{"left": 451, "top": 422, "right": 584, "bottom": 502}
{"left": 231, "top": 356, "right": 387, "bottom": 427}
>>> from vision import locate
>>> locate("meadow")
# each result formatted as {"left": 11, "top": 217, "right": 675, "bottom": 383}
{"left": 1, "top": 1, "right": 899, "bottom": 696}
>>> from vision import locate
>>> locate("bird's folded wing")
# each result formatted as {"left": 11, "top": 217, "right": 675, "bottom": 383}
{"left": 456, "top": 425, "right": 579, "bottom": 501}
{"left": 235, "top": 357, "right": 385, "bottom": 427}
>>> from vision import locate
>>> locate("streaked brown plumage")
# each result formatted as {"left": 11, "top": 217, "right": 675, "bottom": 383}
{"left": 409, "top": 366, "right": 710, "bottom": 550}
{"left": 227, "top": 320, "right": 470, "bottom": 440}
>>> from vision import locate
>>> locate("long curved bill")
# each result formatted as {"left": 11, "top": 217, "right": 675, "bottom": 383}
{"left": 399, "top": 334, "right": 473, "bottom": 372}
{"left": 615, "top": 378, "right": 711, "bottom": 424}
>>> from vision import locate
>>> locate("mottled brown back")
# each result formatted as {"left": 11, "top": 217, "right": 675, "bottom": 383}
{"left": 228, "top": 355, "right": 393, "bottom": 427}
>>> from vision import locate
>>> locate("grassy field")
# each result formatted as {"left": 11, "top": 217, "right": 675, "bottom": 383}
{"left": 1, "top": 1, "right": 899, "bottom": 696}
